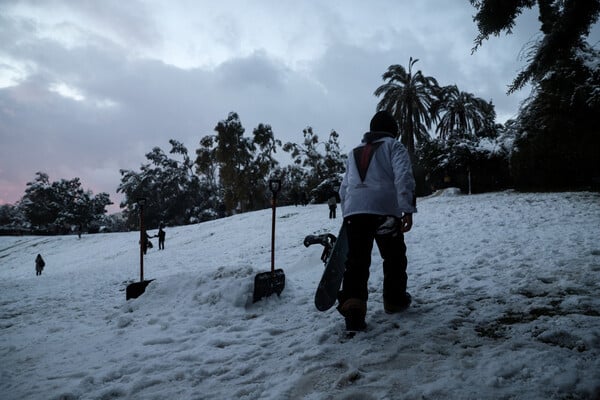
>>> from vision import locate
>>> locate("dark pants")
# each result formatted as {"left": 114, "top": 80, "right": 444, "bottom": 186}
{"left": 329, "top": 205, "right": 336, "bottom": 219}
{"left": 158, "top": 238, "right": 165, "bottom": 250}
{"left": 339, "top": 214, "right": 408, "bottom": 304}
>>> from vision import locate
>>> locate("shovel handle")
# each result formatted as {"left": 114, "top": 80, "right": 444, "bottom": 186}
{"left": 269, "top": 179, "right": 281, "bottom": 272}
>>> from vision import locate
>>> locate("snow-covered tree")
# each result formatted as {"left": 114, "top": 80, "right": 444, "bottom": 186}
{"left": 417, "top": 133, "right": 512, "bottom": 194}
{"left": 19, "top": 172, "right": 112, "bottom": 234}
{"left": 0, "top": 203, "right": 28, "bottom": 233}
{"left": 471, "top": 0, "right": 600, "bottom": 93}
{"left": 471, "top": 0, "right": 600, "bottom": 189}
{"left": 242, "top": 123, "right": 282, "bottom": 211}
{"left": 435, "top": 85, "right": 496, "bottom": 141}
{"left": 195, "top": 113, "right": 282, "bottom": 215}
{"left": 283, "top": 127, "right": 347, "bottom": 203}
{"left": 374, "top": 57, "right": 439, "bottom": 159}
{"left": 509, "top": 43, "right": 600, "bottom": 189}
{"left": 118, "top": 140, "right": 208, "bottom": 229}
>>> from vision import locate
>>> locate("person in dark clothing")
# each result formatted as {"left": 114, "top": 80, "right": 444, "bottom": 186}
{"left": 299, "top": 191, "right": 308, "bottom": 206}
{"left": 327, "top": 194, "right": 337, "bottom": 219}
{"left": 35, "top": 254, "right": 45, "bottom": 276}
{"left": 157, "top": 223, "right": 166, "bottom": 250}
{"left": 337, "top": 110, "right": 417, "bottom": 331}
{"left": 141, "top": 232, "right": 153, "bottom": 255}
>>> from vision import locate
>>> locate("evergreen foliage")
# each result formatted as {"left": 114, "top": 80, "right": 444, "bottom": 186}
{"left": 417, "top": 132, "right": 513, "bottom": 194}
{"left": 118, "top": 140, "right": 207, "bottom": 229}
{"left": 195, "top": 113, "right": 282, "bottom": 216}
{"left": 282, "top": 127, "right": 347, "bottom": 203}
{"left": 373, "top": 57, "right": 507, "bottom": 194}
{"left": 374, "top": 58, "right": 439, "bottom": 159}
{"left": 111, "top": 113, "right": 347, "bottom": 230}
{"left": 435, "top": 85, "right": 496, "bottom": 141}
{"left": 213, "top": 113, "right": 254, "bottom": 214}
{"left": 18, "top": 172, "right": 112, "bottom": 234}
{"left": 471, "top": 0, "right": 600, "bottom": 189}
{"left": 471, "top": 0, "right": 600, "bottom": 93}
{"left": 0, "top": 204, "right": 28, "bottom": 234}
{"left": 510, "top": 44, "right": 600, "bottom": 189}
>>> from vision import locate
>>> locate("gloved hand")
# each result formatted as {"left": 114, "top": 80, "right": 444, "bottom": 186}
{"left": 376, "top": 216, "right": 399, "bottom": 236}
{"left": 400, "top": 213, "right": 413, "bottom": 233}
{"left": 375, "top": 214, "right": 413, "bottom": 236}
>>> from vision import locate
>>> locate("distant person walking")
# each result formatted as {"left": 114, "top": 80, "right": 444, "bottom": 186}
{"left": 157, "top": 223, "right": 166, "bottom": 250}
{"left": 327, "top": 194, "right": 337, "bottom": 219}
{"left": 35, "top": 254, "right": 45, "bottom": 276}
{"left": 300, "top": 191, "right": 308, "bottom": 206}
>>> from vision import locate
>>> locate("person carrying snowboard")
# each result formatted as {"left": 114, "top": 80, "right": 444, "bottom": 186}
{"left": 337, "top": 110, "right": 417, "bottom": 331}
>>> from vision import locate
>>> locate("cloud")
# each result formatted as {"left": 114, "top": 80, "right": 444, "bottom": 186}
{"left": 2, "top": 0, "right": 593, "bottom": 212}
{"left": 49, "top": 81, "right": 85, "bottom": 101}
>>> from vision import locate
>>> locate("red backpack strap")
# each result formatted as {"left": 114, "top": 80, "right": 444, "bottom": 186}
{"left": 353, "top": 141, "right": 383, "bottom": 182}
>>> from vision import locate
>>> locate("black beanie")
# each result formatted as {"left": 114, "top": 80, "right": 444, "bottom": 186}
{"left": 370, "top": 110, "right": 398, "bottom": 135}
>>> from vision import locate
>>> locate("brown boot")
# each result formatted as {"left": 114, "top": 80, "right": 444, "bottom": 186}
{"left": 338, "top": 298, "right": 367, "bottom": 331}
{"left": 384, "top": 292, "right": 412, "bottom": 314}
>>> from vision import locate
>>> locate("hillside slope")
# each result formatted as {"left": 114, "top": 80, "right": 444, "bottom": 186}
{"left": 1, "top": 191, "right": 599, "bottom": 399}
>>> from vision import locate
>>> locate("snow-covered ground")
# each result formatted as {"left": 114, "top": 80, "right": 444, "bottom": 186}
{"left": 1, "top": 190, "right": 599, "bottom": 400}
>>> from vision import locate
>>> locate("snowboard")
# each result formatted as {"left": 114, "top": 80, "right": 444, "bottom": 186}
{"left": 305, "top": 221, "right": 349, "bottom": 312}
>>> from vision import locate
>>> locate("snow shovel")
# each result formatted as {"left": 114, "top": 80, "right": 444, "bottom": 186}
{"left": 253, "top": 179, "right": 285, "bottom": 302}
{"left": 126, "top": 198, "right": 154, "bottom": 300}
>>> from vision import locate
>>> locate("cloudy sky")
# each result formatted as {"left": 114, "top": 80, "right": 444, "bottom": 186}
{"left": 1, "top": 0, "right": 596, "bottom": 213}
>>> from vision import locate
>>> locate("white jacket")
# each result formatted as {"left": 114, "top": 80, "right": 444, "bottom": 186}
{"left": 339, "top": 132, "right": 417, "bottom": 218}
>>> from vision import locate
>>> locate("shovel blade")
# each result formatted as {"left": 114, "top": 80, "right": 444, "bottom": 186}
{"left": 253, "top": 269, "right": 285, "bottom": 303}
{"left": 126, "top": 279, "right": 154, "bottom": 300}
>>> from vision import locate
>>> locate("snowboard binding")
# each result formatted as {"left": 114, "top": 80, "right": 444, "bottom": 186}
{"left": 303, "top": 233, "right": 337, "bottom": 264}
{"left": 305, "top": 222, "right": 348, "bottom": 312}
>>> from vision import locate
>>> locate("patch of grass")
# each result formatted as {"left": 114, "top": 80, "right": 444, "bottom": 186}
{"left": 475, "top": 300, "right": 598, "bottom": 343}
{"left": 279, "top": 213, "right": 299, "bottom": 219}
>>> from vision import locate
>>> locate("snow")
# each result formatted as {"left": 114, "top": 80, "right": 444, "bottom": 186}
{"left": 1, "top": 191, "right": 600, "bottom": 400}
{"left": 475, "top": 137, "right": 502, "bottom": 154}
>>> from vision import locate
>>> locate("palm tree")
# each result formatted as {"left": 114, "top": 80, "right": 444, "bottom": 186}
{"left": 374, "top": 57, "right": 439, "bottom": 158}
{"left": 436, "top": 85, "right": 495, "bottom": 140}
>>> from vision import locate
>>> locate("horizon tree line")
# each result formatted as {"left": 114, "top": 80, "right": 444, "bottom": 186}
{"left": 3, "top": 0, "right": 598, "bottom": 233}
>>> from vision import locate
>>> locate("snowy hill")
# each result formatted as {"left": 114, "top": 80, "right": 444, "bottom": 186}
{"left": 1, "top": 191, "right": 599, "bottom": 400}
